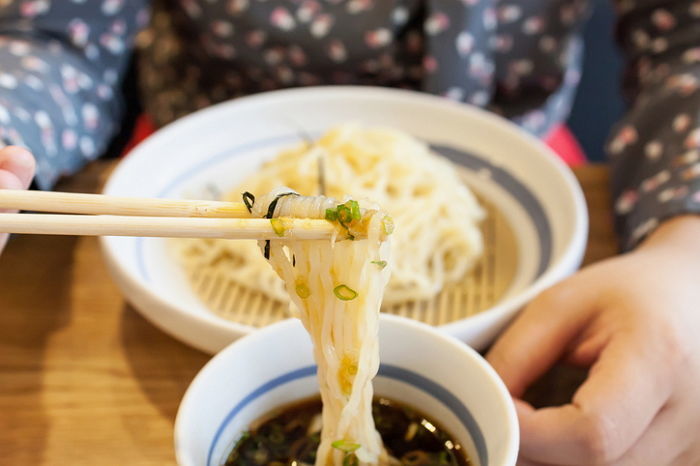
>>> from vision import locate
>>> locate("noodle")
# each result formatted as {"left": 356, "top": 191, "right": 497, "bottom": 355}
{"left": 173, "top": 124, "right": 484, "bottom": 307}
{"left": 248, "top": 188, "right": 391, "bottom": 466}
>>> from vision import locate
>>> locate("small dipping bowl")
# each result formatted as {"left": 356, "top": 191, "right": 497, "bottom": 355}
{"left": 175, "top": 314, "right": 519, "bottom": 466}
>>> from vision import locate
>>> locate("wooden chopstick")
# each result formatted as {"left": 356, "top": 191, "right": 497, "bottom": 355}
{"left": 0, "top": 189, "right": 251, "bottom": 218}
{"left": 0, "top": 189, "right": 375, "bottom": 241}
{"left": 0, "top": 213, "right": 340, "bottom": 240}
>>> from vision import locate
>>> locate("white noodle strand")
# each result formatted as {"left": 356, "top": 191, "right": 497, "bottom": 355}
{"left": 173, "top": 125, "right": 484, "bottom": 309}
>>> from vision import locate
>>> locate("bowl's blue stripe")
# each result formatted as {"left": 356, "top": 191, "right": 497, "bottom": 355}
{"left": 205, "top": 365, "right": 317, "bottom": 466}
{"left": 430, "top": 144, "right": 551, "bottom": 276}
{"left": 157, "top": 134, "right": 302, "bottom": 199}
{"left": 206, "top": 363, "right": 488, "bottom": 466}
{"left": 134, "top": 135, "right": 552, "bottom": 284}
{"left": 378, "top": 364, "right": 488, "bottom": 465}
{"left": 135, "top": 133, "right": 303, "bottom": 282}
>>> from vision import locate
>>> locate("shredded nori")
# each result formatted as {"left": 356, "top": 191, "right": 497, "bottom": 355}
{"left": 263, "top": 192, "right": 299, "bottom": 260}
{"left": 318, "top": 152, "right": 327, "bottom": 196}
{"left": 265, "top": 192, "right": 298, "bottom": 219}
{"left": 242, "top": 192, "right": 255, "bottom": 213}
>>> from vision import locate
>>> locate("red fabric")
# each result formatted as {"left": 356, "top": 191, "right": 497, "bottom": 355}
{"left": 544, "top": 124, "right": 587, "bottom": 167}
{"left": 121, "top": 114, "right": 157, "bottom": 155}
{"left": 124, "top": 114, "right": 587, "bottom": 167}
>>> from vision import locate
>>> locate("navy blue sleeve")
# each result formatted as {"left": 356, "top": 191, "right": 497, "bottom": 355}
{"left": 0, "top": 1, "right": 150, "bottom": 188}
{"left": 610, "top": 0, "right": 700, "bottom": 249}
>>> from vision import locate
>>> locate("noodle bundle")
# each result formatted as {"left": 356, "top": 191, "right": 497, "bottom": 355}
{"left": 174, "top": 125, "right": 484, "bottom": 307}
{"left": 247, "top": 188, "right": 392, "bottom": 466}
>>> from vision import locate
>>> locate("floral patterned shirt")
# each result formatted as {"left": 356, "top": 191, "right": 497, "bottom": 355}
{"left": 0, "top": 0, "right": 698, "bottom": 249}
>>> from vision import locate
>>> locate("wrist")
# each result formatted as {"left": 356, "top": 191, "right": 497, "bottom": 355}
{"left": 638, "top": 215, "right": 700, "bottom": 261}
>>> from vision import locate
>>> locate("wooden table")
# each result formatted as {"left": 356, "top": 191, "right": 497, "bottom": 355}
{"left": 0, "top": 161, "right": 617, "bottom": 466}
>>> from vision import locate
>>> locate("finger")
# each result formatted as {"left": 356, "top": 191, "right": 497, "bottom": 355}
{"left": 564, "top": 330, "right": 610, "bottom": 367}
{"left": 0, "top": 168, "right": 25, "bottom": 191}
{"left": 0, "top": 169, "right": 24, "bottom": 251}
{"left": 517, "top": 406, "right": 685, "bottom": 466}
{"left": 0, "top": 146, "right": 35, "bottom": 188}
{"left": 487, "top": 274, "right": 598, "bottom": 397}
{"left": 516, "top": 458, "right": 550, "bottom": 466}
{"left": 612, "top": 405, "right": 685, "bottom": 466}
{"left": 516, "top": 333, "right": 673, "bottom": 465}
{"left": 0, "top": 147, "right": 35, "bottom": 252}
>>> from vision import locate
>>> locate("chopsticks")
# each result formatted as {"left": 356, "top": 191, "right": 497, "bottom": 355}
{"left": 0, "top": 214, "right": 339, "bottom": 240}
{"left": 0, "top": 190, "right": 342, "bottom": 240}
{"left": 0, "top": 190, "right": 252, "bottom": 218}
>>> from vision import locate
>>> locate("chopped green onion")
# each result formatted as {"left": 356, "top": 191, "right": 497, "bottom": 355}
{"left": 371, "top": 260, "right": 387, "bottom": 269}
{"left": 268, "top": 429, "right": 285, "bottom": 444}
{"left": 438, "top": 450, "right": 451, "bottom": 464}
{"left": 242, "top": 192, "right": 255, "bottom": 213}
{"left": 325, "top": 208, "right": 338, "bottom": 221}
{"left": 226, "top": 430, "right": 251, "bottom": 463}
{"left": 252, "top": 449, "right": 269, "bottom": 464}
{"left": 331, "top": 440, "right": 361, "bottom": 453}
{"left": 236, "top": 431, "right": 250, "bottom": 445}
{"left": 336, "top": 205, "right": 353, "bottom": 224}
{"left": 270, "top": 218, "right": 285, "bottom": 237}
{"left": 381, "top": 215, "right": 394, "bottom": 235}
{"left": 296, "top": 282, "right": 311, "bottom": 299}
{"left": 346, "top": 200, "right": 361, "bottom": 221}
{"left": 343, "top": 453, "right": 359, "bottom": 466}
{"left": 228, "top": 430, "right": 250, "bottom": 461}
{"left": 334, "top": 284, "right": 358, "bottom": 301}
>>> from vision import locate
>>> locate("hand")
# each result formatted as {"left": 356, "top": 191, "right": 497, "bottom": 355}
{"left": 0, "top": 146, "right": 35, "bottom": 252}
{"left": 487, "top": 215, "right": 700, "bottom": 466}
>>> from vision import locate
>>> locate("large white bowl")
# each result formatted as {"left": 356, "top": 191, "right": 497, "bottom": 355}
{"left": 175, "top": 314, "right": 519, "bottom": 466}
{"left": 100, "top": 86, "right": 587, "bottom": 353}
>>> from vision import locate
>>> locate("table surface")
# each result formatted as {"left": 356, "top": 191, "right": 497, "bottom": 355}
{"left": 0, "top": 160, "right": 617, "bottom": 466}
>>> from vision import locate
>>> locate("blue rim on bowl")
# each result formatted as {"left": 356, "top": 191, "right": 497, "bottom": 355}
{"left": 204, "top": 363, "right": 489, "bottom": 466}
{"left": 174, "top": 314, "right": 520, "bottom": 466}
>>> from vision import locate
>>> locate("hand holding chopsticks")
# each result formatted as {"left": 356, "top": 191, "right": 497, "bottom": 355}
{"left": 0, "top": 190, "right": 343, "bottom": 240}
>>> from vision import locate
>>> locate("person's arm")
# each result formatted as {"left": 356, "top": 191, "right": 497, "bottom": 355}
{"left": 0, "top": 1, "right": 150, "bottom": 189}
{"left": 610, "top": 0, "right": 700, "bottom": 250}
{"left": 487, "top": 2, "right": 700, "bottom": 465}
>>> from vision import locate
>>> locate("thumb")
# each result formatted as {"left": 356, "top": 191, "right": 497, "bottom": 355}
{"left": 0, "top": 146, "right": 35, "bottom": 189}
{"left": 0, "top": 146, "right": 35, "bottom": 252}
{"left": 486, "top": 273, "right": 598, "bottom": 397}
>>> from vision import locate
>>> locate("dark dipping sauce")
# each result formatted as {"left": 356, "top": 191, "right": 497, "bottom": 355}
{"left": 225, "top": 397, "right": 471, "bottom": 466}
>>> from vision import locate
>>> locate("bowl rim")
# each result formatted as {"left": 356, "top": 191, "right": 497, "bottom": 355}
{"left": 174, "top": 313, "right": 519, "bottom": 466}
{"left": 100, "top": 85, "right": 588, "bottom": 349}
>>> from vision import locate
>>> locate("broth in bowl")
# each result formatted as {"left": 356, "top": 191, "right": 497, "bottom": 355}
{"left": 226, "top": 397, "right": 471, "bottom": 466}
